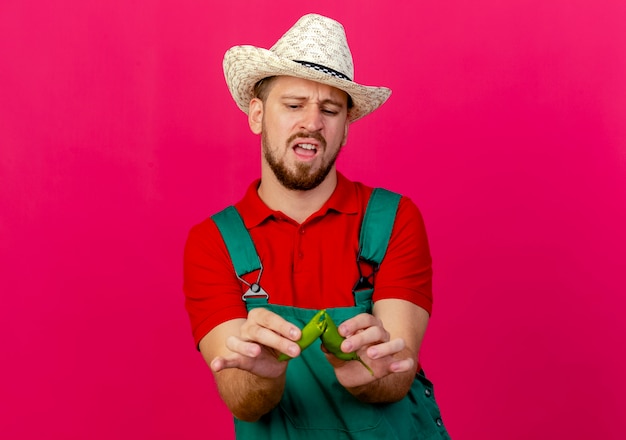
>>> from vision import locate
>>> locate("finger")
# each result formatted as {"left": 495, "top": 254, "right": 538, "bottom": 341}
{"left": 341, "top": 325, "right": 390, "bottom": 352}
{"left": 246, "top": 308, "right": 301, "bottom": 341}
{"left": 365, "top": 338, "right": 406, "bottom": 360}
{"left": 239, "top": 325, "right": 301, "bottom": 359}
{"left": 337, "top": 313, "right": 378, "bottom": 337}
{"left": 210, "top": 354, "right": 248, "bottom": 373}
{"left": 210, "top": 356, "right": 225, "bottom": 372}
{"left": 224, "top": 335, "right": 262, "bottom": 357}
{"left": 388, "top": 357, "right": 415, "bottom": 373}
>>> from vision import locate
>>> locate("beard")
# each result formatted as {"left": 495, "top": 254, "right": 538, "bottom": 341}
{"left": 262, "top": 129, "right": 342, "bottom": 191}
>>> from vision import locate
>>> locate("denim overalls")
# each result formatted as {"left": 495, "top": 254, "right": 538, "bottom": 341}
{"left": 212, "top": 189, "right": 451, "bottom": 440}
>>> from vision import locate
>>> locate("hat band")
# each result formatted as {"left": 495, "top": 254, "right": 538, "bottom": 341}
{"left": 293, "top": 60, "right": 352, "bottom": 82}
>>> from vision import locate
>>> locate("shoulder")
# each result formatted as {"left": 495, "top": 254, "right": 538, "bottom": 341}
{"left": 396, "top": 195, "right": 425, "bottom": 223}
{"left": 184, "top": 215, "right": 229, "bottom": 264}
{"left": 339, "top": 176, "right": 426, "bottom": 229}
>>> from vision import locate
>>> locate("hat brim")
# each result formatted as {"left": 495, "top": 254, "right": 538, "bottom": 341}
{"left": 223, "top": 45, "right": 392, "bottom": 122}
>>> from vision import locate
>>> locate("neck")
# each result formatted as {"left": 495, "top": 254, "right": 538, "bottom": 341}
{"left": 258, "top": 170, "right": 338, "bottom": 224}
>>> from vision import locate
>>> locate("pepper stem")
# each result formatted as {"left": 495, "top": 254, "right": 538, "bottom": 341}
{"left": 357, "top": 357, "right": 374, "bottom": 376}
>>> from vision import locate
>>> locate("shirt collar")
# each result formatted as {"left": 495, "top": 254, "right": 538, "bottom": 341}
{"left": 235, "top": 172, "right": 358, "bottom": 229}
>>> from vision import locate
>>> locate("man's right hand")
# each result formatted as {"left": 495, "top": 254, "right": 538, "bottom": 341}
{"left": 205, "top": 308, "right": 303, "bottom": 379}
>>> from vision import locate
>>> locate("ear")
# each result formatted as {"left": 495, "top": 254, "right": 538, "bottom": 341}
{"left": 248, "top": 98, "right": 263, "bottom": 135}
{"left": 341, "top": 120, "right": 350, "bottom": 146}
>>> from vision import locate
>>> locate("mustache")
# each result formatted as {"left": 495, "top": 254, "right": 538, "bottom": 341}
{"left": 286, "top": 132, "right": 327, "bottom": 149}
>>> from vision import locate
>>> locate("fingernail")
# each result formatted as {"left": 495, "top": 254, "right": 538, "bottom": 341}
{"left": 368, "top": 348, "right": 379, "bottom": 359}
{"left": 290, "top": 328, "right": 298, "bottom": 339}
{"left": 289, "top": 344, "right": 298, "bottom": 356}
{"left": 343, "top": 341, "right": 353, "bottom": 352}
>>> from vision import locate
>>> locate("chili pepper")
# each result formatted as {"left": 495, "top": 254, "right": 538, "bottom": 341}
{"left": 277, "top": 310, "right": 374, "bottom": 376}
{"left": 321, "top": 313, "right": 374, "bottom": 376}
{"left": 320, "top": 312, "right": 356, "bottom": 361}
{"left": 277, "top": 309, "right": 327, "bottom": 361}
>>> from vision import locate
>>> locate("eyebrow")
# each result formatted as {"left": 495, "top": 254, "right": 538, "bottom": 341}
{"left": 280, "top": 95, "right": 346, "bottom": 108}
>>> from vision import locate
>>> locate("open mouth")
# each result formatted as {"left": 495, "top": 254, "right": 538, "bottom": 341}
{"left": 288, "top": 132, "right": 326, "bottom": 160}
{"left": 294, "top": 143, "right": 318, "bottom": 157}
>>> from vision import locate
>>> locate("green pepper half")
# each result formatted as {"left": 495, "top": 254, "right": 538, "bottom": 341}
{"left": 277, "top": 309, "right": 374, "bottom": 375}
{"left": 277, "top": 309, "right": 327, "bottom": 361}
{"left": 321, "top": 313, "right": 374, "bottom": 375}
{"left": 320, "top": 312, "right": 358, "bottom": 361}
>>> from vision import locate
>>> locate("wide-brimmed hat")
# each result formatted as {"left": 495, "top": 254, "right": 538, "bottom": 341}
{"left": 223, "top": 13, "right": 392, "bottom": 122}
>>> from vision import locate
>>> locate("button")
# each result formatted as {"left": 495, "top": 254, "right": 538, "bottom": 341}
{"left": 436, "top": 418, "right": 443, "bottom": 427}
{"left": 299, "top": 228, "right": 305, "bottom": 234}
{"left": 424, "top": 388, "right": 432, "bottom": 397}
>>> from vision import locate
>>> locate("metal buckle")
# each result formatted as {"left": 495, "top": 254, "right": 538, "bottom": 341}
{"left": 352, "top": 252, "right": 379, "bottom": 293}
{"left": 242, "top": 283, "right": 270, "bottom": 301}
{"left": 238, "top": 261, "right": 269, "bottom": 301}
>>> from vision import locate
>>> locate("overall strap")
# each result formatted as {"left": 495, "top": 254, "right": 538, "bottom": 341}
{"left": 359, "top": 188, "right": 402, "bottom": 265}
{"left": 353, "top": 188, "right": 402, "bottom": 308}
{"left": 212, "top": 206, "right": 268, "bottom": 305}
{"left": 212, "top": 206, "right": 260, "bottom": 276}
{"left": 212, "top": 188, "right": 401, "bottom": 308}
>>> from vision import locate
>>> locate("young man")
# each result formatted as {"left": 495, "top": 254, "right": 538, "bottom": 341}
{"left": 184, "top": 13, "right": 450, "bottom": 439}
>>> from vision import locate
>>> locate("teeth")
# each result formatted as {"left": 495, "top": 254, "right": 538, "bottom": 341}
{"left": 297, "top": 143, "right": 316, "bottom": 150}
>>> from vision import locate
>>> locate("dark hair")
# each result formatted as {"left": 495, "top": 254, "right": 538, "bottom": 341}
{"left": 253, "top": 77, "right": 278, "bottom": 102}
{"left": 252, "top": 76, "right": 354, "bottom": 109}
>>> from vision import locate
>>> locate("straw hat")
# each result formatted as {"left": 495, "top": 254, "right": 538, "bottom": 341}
{"left": 223, "top": 13, "right": 392, "bottom": 122}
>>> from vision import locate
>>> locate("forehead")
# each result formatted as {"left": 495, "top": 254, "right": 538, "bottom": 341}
{"left": 268, "top": 76, "right": 349, "bottom": 103}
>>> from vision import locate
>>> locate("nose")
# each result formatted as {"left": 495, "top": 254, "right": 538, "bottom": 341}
{"left": 300, "top": 106, "right": 324, "bottom": 132}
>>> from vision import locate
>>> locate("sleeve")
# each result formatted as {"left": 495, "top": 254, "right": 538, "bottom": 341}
{"left": 183, "top": 218, "right": 249, "bottom": 347}
{"left": 372, "top": 196, "right": 433, "bottom": 315}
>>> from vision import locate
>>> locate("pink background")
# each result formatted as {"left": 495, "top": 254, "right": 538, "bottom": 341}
{"left": 1, "top": 1, "right": 625, "bottom": 439}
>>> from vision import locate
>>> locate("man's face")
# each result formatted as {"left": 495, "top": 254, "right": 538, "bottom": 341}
{"left": 250, "top": 76, "right": 350, "bottom": 191}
